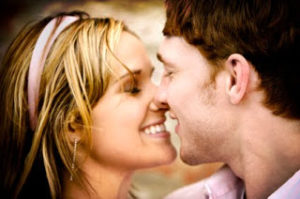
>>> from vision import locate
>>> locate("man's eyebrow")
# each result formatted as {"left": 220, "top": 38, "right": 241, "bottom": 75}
{"left": 157, "top": 53, "right": 173, "bottom": 68}
{"left": 156, "top": 53, "right": 164, "bottom": 64}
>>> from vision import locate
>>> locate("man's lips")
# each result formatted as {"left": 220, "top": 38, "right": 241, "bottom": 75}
{"left": 174, "top": 120, "right": 180, "bottom": 134}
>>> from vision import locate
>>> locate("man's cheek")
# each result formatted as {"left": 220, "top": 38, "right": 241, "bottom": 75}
{"left": 169, "top": 84, "right": 182, "bottom": 105}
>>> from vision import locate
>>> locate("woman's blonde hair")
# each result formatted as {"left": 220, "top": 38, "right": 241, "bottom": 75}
{"left": 0, "top": 11, "right": 133, "bottom": 198}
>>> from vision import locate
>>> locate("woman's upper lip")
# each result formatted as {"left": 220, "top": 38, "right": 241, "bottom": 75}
{"left": 140, "top": 118, "right": 166, "bottom": 131}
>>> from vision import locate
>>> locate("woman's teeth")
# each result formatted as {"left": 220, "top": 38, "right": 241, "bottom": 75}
{"left": 144, "top": 124, "right": 166, "bottom": 135}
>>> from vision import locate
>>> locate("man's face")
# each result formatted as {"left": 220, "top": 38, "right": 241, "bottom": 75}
{"left": 156, "top": 36, "right": 232, "bottom": 165}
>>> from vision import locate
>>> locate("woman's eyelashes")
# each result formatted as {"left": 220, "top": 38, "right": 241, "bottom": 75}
{"left": 123, "top": 80, "right": 141, "bottom": 95}
{"left": 130, "top": 87, "right": 141, "bottom": 94}
{"left": 121, "top": 68, "right": 154, "bottom": 95}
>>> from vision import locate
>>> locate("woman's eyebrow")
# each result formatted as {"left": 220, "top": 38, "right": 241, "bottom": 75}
{"left": 120, "top": 69, "right": 141, "bottom": 79}
{"left": 112, "top": 70, "right": 142, "bottom": 85}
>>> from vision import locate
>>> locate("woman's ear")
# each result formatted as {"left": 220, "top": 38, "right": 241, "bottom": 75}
{"left": 225, "top": 54, "right": 250, "bottom": 104}
{"left": 67, "top": 121, "right": 82, "bottom": 143}
{"left": 68, "top": 121, "right": 80, "bottom": 132}
{"left": 67, "top": 110, "right": 83, "bottom": 132}
{"left": 66, "top": 111, "right": 83, "bottom": 142}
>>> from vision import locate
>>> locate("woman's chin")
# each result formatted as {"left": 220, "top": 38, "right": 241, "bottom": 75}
{"left": 166, "top": 146, "right": 177, "bottom": 162}
{"left": 150, "top": 147, "right": 177, "bottom": 168}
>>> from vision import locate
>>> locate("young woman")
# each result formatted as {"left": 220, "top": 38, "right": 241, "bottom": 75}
{"left": 0, "top": 11, "right": 176, "bottom": 199}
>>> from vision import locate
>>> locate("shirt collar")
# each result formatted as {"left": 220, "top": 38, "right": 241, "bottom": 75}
{"left": 268, "top": 169, "right": 300, "bottom": 199}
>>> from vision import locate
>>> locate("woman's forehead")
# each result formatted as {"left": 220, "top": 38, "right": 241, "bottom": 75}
{"left": 109, "top": 31, "right": 151, "bottom": 78}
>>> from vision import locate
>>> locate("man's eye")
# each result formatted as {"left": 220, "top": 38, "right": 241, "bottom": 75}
{"left": 167, "top": 71, "right": 173, "bottom": 76}
{"left": 164, "top": 70, "right": 173, "bottom": 77}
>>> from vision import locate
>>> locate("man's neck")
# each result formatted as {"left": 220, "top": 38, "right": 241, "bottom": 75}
{"left": 228, "top": 108, "right": 300, "bottom": 199}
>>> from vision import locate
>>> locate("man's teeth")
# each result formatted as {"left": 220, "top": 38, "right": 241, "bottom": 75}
{"left": 144, "top": 124, "right": 166, "bottom": 135}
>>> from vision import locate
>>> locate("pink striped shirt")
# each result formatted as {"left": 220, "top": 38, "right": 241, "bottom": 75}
{"left": 165, "top": 166, "right": 300, "bottom": 199}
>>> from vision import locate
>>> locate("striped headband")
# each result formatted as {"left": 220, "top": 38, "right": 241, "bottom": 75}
{"left": 27, "top": 16, "right": 79, "bottom": 130}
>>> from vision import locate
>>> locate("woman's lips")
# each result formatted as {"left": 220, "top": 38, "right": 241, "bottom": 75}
{"left": 140, "top": 119, "right": 170, "bottom": 138}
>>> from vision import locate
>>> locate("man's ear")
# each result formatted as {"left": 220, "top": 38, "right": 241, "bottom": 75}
{"left": 225, "top": 54, "right": 250, "bottom": 104}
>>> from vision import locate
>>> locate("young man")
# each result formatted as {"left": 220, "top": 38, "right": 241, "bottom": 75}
{"left": 155, "top": 0, "right": 300, "bottom": 198}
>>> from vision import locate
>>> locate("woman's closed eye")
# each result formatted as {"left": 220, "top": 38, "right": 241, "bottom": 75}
{"left": 124, "top": 81, "right": 141, "bottom": 95}
{"left": 129, "top": 86, "right": 141, "bottom": 94}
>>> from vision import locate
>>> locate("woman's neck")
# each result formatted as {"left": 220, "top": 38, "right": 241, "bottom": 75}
{"left": 62, "top": 161, "right": 133, "bottom": 199}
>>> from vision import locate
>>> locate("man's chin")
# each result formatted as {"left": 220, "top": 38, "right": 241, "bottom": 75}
{"left": 180, "top": 150, "right": 204, "bottom": 165}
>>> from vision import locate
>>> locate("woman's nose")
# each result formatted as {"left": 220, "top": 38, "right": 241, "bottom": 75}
{"left": 152, "top": 82, "right": 169, "bottom": 111}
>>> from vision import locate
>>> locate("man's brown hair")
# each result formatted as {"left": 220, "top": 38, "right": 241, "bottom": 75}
{"left": 163, "top": 0, "right": 300, "bottom": 119}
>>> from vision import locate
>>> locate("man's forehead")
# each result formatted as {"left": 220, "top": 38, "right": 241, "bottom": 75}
{"left": 158, "top": 36, "right": 205, "bottom": 67}
{"left": 158, "top": 37, "right": 184, "bottom": 66}
{"left": 159, "top": 36, "right": 185, "bottom": 51}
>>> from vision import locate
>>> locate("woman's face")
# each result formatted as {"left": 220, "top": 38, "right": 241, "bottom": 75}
{"left": 88, "top": 31, "right": 176, "bottom": 170}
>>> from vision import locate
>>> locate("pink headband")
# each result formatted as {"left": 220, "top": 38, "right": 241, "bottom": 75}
{"left": 28, "top": 16, "right": 79, "bottom": 130}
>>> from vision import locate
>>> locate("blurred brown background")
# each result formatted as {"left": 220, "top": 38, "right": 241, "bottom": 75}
{"left": 0, "top": 0, "right": 223, "bottom": 198}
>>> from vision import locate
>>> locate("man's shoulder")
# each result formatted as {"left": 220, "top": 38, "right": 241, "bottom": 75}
{"left": 164, "top": 165, "right": 245, "bottom": 199}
